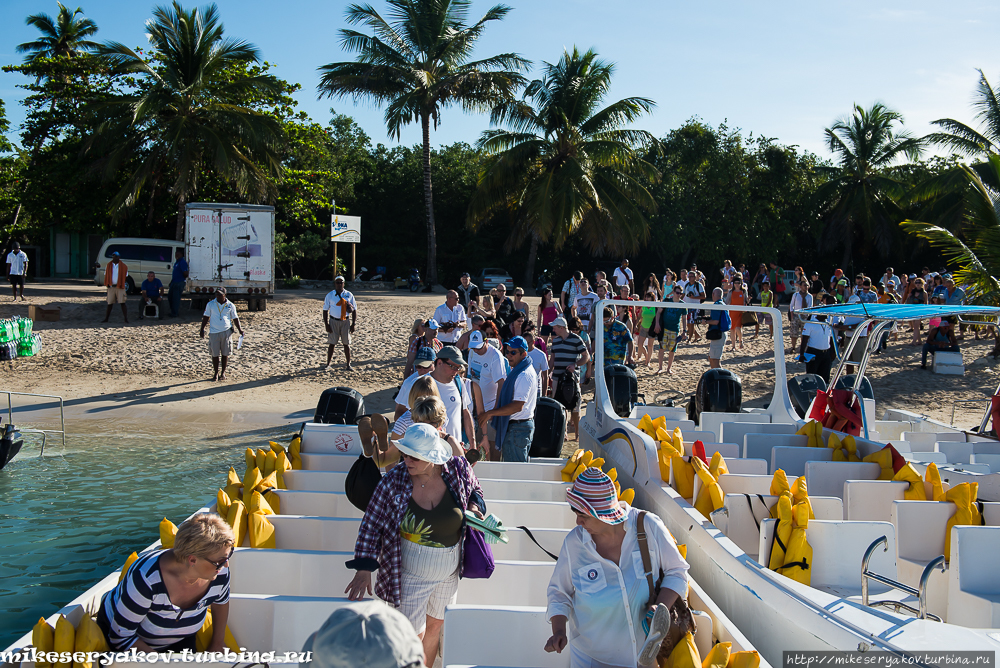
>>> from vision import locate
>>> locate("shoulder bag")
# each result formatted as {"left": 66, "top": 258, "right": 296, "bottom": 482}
{"left": 637, "top": 511, "right": 695, "bottom": 661}
{"left": 461, "top": 491, "right": 495, "bottom": 579}
{"left": 345, "top": 454, "right": 382, "bottom": 512}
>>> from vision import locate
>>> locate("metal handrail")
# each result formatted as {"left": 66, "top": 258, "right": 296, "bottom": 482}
{"left": 861, "top": 536, "right": 946, "bottom": 621}
{"left": 951, "top": 399, "right": 992, "bottom": 426}
{"left": 2, "top": 390, "right": 66, "bottom": 455}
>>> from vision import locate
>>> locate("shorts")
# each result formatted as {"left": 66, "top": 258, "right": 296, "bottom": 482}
{"left": 762, "top": 314, "right": 773, "bottom": 326}
{"left": 646, "top": 324, "right": 663, "bottom": 342}
{"left": 789, "top": 316, "right": 804, "bottom": 338}
{"left": 709, "top": 332, "right": 728, "bottom": 359}
{"left": 209, "top": 330, "right": 233, "bottom": 357}
{"left": 663, "top": 329, "right": 679, "bottom": 353}
{"left": 328, "top": 319, "right": 351, "bottom": 346}
{"left": 106, "top": 286, "right": 127, "bottom": 304}
{"left": 9, "top": 275, "right": 24, "bottom": 288}
{"left": 398, "top": 539, "right": 461, "bottom": 631}
{"left": 539, "top": 324, "right": 553, "bottom": 337}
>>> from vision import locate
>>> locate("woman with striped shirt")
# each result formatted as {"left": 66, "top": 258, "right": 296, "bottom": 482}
{"left": 97, "top": 514, "right": 234, "bottom": 651}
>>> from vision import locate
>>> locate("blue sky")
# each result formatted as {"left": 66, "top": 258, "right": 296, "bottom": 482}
{"left": 2, "top": 0, "right": 999, "bottom": 159}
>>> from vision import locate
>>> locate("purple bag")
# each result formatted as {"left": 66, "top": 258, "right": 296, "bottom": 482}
{"left": 461, "top": 525, "right": 495, "bottom": 579}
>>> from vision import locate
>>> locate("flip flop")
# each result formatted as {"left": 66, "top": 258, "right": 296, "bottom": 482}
{"left": 372, "top": 413, "right": 390, "bottom": 454}
{"left": 357, "top": 417, "right": 375, "bottom": 458}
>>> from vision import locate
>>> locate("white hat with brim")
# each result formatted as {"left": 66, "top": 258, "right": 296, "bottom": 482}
{"left": 300, "top": 600, "right": 422, "bottom": 668}
{"left": 395, "top": 423, "right": 452, "bottom": 465}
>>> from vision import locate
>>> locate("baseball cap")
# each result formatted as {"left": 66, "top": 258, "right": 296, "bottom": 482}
{"left": 215, "top": 286, "right": 227, "bottom": 294}
{"left": 505, "top": 336, "right": 528, "bottom": 352}
{"left": 468, "top": 331, "right": 486, "bottom": 349}
{"left": 909, "top": 273, "right": 917, "bottom": 279}
{"left": 461, "top": 272, "right": 470, "bottom": 278}
{"left": 334, "top": 276, "right": 345, "bottom": 283}
{"left": 550, "top": 316, "right": 568, "bottom": 328}
{"left": 425, "top": 318, "right": 439, "bottom": 330}
{"left": 436, "top": 345, "right": 466, "bottom": 368}
{"left": 414, "top": 347, "right": 436, "bottom": 368}
{"left": 112, "top": 251, "right": 120, "bottom": 257}
{"left": 301, "top": 600, "right": 422, "bottom": 668}
{"left": 11, "top": 242, "right": 20, "bottom": 249}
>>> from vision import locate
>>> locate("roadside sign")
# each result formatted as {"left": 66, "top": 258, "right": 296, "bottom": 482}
{"left": 331, "top": 215, "right": 361, "bottom": 243}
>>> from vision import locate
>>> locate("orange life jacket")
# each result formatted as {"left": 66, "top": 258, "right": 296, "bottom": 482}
{"left": 104, "top": 261, "right": 128, "bottom": 289}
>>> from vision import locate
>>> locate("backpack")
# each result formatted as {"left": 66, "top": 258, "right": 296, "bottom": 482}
{"left": 718, "top": 308, "right": 732, "bottom": 333}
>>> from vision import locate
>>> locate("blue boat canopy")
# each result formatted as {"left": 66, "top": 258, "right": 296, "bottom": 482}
{"left": 799, "top": 303, "right": 1000, "bottom": 321}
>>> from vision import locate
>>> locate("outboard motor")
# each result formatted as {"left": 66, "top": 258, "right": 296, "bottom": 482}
{"left": 787, "top": 374, "right": 828, "bottom": 418}
{"left": 695, "top": 369, "right": 742, "bottom": 423}
{"left": 834, "top": 375, "right": 875, "bottom": 401}
{"left": 604, "top": 364, "right": 639, "bottom": 418}
{"left": 314, "top": 387, "right": 366, "bottom": 424}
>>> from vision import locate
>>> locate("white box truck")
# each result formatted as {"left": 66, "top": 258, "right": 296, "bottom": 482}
{"left": 185, "top": 202, "right": 275, "bottom": 311}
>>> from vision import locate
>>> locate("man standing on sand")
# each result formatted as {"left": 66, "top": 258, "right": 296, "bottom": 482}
{"left": 323, "top": 276, "right": 357, "bottom": 369}
{"left": 169, "top": 248, "right": 188, "bottom": 317}
{"left": 434, "top": 290, "right": 467, "bottom": 346}
{"left": 200, "top": 287, "right": 244, "bottom": 381}
{"left": 613, "top": 259, "right": 634, "bottom": 295}
{"left": 102, "top": 251, "right": 129, "bottom": 323}
{"left": 456, "top": 272, "right": 480, "bottom": 312}
{"left": 6, "top": 242, "right": 28, "bottom": 302}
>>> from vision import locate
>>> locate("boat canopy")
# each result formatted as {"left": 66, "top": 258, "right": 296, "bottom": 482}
{"left": 800, "top": 303, "right": 1000, "bottom": 321}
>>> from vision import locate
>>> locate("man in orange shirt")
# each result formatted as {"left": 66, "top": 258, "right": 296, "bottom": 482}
{"left": 102, "top": 252, "right": 129, "bottom": 324}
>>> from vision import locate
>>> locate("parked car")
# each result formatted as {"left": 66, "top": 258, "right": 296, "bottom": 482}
{"left": 94, "top": 237, "right": 185, "bottom": 294}
{"left": 477, "top": 268, "right": 515, "bottom": 291}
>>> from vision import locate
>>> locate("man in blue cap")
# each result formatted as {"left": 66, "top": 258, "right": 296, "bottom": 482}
{"left": 479, "top": 336, "right": 538, "bottom": 462}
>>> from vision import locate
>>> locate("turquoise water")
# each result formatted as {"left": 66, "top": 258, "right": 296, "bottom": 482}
{"left": 0, "top": 420, "right": 292, "bottom": 647}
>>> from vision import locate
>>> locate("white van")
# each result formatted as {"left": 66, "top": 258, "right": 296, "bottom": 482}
{"left": 93, "top": 237, "right": 185, "bottom": 294}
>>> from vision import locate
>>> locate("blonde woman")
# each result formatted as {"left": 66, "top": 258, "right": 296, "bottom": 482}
{"left": 98, "top": 514, "right": 234, "bottom": 651}
{"left": 476, "top": 293, "right": 496, "bottom": 321}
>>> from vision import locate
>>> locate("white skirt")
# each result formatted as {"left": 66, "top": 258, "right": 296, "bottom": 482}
{"left": 398, "top": 538, "right": 461, "bottom": 632}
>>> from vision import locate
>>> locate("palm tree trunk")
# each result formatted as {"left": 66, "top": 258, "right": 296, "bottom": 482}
{"left": 421, "top": 111, "right": 438, "bottom": 286}
{"left": 145, "top": 172, "right": 161, "bottom": 237}
{"left": 175, "top": 192, "right": 186, "bottom": 241}
{"left": 522, "top": 231, "right": 539, "bottom": 288}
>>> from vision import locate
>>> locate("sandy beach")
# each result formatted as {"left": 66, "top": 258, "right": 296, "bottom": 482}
{"left": 2, "top": 280, "right": 999, "bottom": 431}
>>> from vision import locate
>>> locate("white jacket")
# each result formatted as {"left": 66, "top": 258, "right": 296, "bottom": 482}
{"left": 546, "top": 505, "right": 689, "bottom": 666}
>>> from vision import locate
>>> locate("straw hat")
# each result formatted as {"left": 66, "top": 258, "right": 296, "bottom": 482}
{"left": 566, "top": 467, "right": 627, "bottom": 524}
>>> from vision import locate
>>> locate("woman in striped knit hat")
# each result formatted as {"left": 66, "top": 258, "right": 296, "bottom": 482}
{"left": 544, "top": 467, "right": 689, "bottom": 667}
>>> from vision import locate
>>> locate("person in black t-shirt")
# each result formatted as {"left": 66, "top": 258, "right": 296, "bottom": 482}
{"left": 456, "top": 273, "right": 480, "bottom": 312}
{"left": 809, "top": 271, "right": 824, "bottom": 297}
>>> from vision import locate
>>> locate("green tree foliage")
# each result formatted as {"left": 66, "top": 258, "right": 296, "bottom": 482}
{"left": 316, "top": 0, "right": 529, "bottom": 285}
{"left": 467, "top": 47, "right": 660, "bottom": 286}
{"left": 93, "top": 2, "right": 285, "bottom": 239}
{"left": 815, "top": 103, "right": 924, "bottom": 266}
{"left": 17, "top": 2, "right": 99, "bottom": 64}
{"left": 275, "top": 230, "right": 327, "bottom": 278}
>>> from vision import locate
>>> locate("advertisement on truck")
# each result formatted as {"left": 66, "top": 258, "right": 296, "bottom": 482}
{"left": 185, "top": 203, "right": 275, "bottom": 311}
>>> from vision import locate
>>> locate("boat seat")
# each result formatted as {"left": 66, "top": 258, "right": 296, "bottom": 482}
{"left": 891, "top": 500, "right": 955, "bottom": 619}
{"left": 718, "top": 473, "right": 773, "bottom": 496}
{"left": 937, "top": 441, "right": 1000, "bottom": 465}
{"left": 490, "top": 528, "right": 569, "bottom": 561}
{"left": 301, "top": 422, "right": 363, "bottom": 454}
{"left": 629, "top": 405, "right": 688, "bottom": 421}
{"left": 680, "top": 432, "right": 718, "bottom": 445}
{"left": 298, "top": 452, "right": 357, "bottom": 472}
{"left": 270, "top": 489, "right": 361, "bottom": 517}
{"left": 713, "top": 493, "right": 842, "bottom": 558}
{"left": 771, "top": 446, "right": 833, "bottom": 478}
{"left": 473, "top": 461, "right": 565, "bottom": 481}
{"left": 942, "top": 462, "right": 991, "bottom": 474}
{"left": 443, "top": 605, "right": 569, "bottom": 668}
{"left": 230, "top": 549, "right": 353, "bottom": 597}
{"left": 843, "top": 481, "right": 908, "bottom": 522}
{"left": 228, "top": 592, "right": 354, "bottom": 652}
{"left": 488, "top": 499, "right": 576, "bottom": 529}
{"left": 803, "top": 461, "right": 881, "bottom": 498}
{"left": 700, "top": 412, "right": 770, "bottom": 442}
{"left": 970, "top": 453, "right": 1000, "bottom": 473}
{"left": 458, "top": 560, "right": 555, "bottom": 606}
{"left": 948, "top": 526, "right": 1000, "bottom": 627}
{"left": 743, "top": 434, "right": 808, "bottom": 464}
{"left": 875, "top": 420, "right": 915, "bottom": 442}
{"left": 696, "top": 442, "right": 740, "bottom": 459}
{"left": 902, "top": 451, "right": 947, "bottom": 464}
{"left": 284, "top": 469, "right": 347, "bottom": 492}
{"left": 268, "top": 516, "right": 362, "bottom": 551}
{"left": 901, "top": 431, "right": 965, "bottom": 452}
{"left": 479, "top": 478, "right": 570, "bottom": 503}
{"left": 721, "top": 421, "right": 796, "bottom": 450}
{"left": 723, "top": 458, "right": 768, "bottom": 475}
{"left": 758, "top": 519, "right": 896, "bottom": 597}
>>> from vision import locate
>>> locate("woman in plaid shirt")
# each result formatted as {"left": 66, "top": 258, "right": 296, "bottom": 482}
{"left": 345, "top": 423, "right": 486, "bottom": 663}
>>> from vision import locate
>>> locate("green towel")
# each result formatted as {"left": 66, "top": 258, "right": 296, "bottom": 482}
{"left": 465, "top": 511, "right": 508, "bottom": 544}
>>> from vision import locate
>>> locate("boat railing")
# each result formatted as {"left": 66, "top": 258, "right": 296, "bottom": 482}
{"left": 861, "top": 536, "right": 946, "bottom": 621}
{"left": 2, "top": 390, "right": 66, "bottom": 455}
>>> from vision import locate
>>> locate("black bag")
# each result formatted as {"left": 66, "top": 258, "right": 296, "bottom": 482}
{"left": 553, "top": 373, "right": 580, "bottom": 411}
{"left": 345, "top": 454, "right": 382, "bottom": 512}
{"left": 705, "top": 326, "right": 722, "bottom": 340}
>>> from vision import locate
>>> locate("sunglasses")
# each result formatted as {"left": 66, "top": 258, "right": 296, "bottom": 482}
{"left": 204, "top": 546, "right": 234, "bottom": 570}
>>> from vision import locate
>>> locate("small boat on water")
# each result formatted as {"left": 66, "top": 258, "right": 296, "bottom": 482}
{"left": 4, "top": 402, "right": 764, "bottom": 667}
{"left": 0, "top": 421, "right": 23, "bottom": 472}
{"left": 582, "top": 300, "right": 1000, "bottom": 665}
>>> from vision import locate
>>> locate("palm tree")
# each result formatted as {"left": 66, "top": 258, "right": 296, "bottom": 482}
{"left": 17, "top": 2, "right": 99, "bottom": 63}
{"left": 815, "top": 103, "right": 924, "bottom": 266}
{"left": 93, "top": 2, "right": 284, "bottom": 239}
{"left": 467, "top": 47, "right": 659, "bottom": 286}
{"left": 317, "top": 0, "right": 529, "bottom": 285}
{"left": 927, "top": 70, "right": 1000, "bottom": 161}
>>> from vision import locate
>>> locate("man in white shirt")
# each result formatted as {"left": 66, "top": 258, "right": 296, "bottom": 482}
{"left": 880, "top": 266, "right": 901, "bottom": 298}
{"left": 393, "top": 347, "right": 436, "bottom": 419}
{"left": 479, "top": 336, "right": 538, "bottom": 462}
{"left": 572, "top": 279, "right": 598, "bottom": 332}
{"left": 524, "top": 321, "right": 549, "bottom": 396}
{"left": 433, "top": 290, "right": 467, "bottom": 344}
{"left": 467, "top": 330, "right": 507, "bottom": 457}
{"left": 323, "top": 276, "right": 358, "bottom": 369}
{"left": 6, "top": 242, "right": 28, "bottom": 301}
{"left": 682, "top": 276, "right": 706, "bottom": 343}
{"left": 418, "top": 346, "right": 474, "bottom": 449}
{"left": 675, "top": 268, "right": 689, "bottom": 293}
{"left": 613, "top": 259, "right": 634, "bottom": 294}
{"left": 788, "top": 280, "right": 814, "bottom": 350}
{"left": 200, "top": 287, "right": 245, "bottom": 381}
{"left": 799, "top": 314, "right": 835, "bottom": 383}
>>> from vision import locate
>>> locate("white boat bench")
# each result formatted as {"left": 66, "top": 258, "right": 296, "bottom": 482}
{"left": 948, "top": 526, "right": 1000, "bottom": 627}
{"left": 743, "top": 434, "right": 808, "bottom": 463}
{"left": 701, "top": 411, "right": 770, "bottom": 442}
{"left": 891, "top": 500, "right": 955, "bottom": 620}
{"left": 721, "top": 421, "right": 797, "bottom": 450}
{"left": 803, "top": 461, "right": 881, "bottom": 498}
{"left": 843, "top": 480, "right": 908, "bottom": 522}
{"left": 771, "top": 446, "right": 833, "bottom": 478}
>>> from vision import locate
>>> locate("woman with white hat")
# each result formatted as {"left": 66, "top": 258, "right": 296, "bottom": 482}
{"left": 544, "top": 468, "right": 689, "bottom": 667}
{"left": 346, "top": 423, "right": 486, "bottom": 665}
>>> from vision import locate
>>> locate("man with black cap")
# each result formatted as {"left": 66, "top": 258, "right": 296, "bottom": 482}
{"left": 456, "top": 272, "right": 480, "bottom": 312}
{"left": 200, "top": 287, "right": 244, "bottom": 381}
{"left": 6, "top": 242, "right": 28, "bottom": 301}
{"left": 102, "top": 251, "right": 129, "bottom": 323}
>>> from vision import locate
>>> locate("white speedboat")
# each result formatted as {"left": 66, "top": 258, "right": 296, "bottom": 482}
{"left": 4, "top": 415, "right": 764, "bottom": 667}
{"left": 582, "top": 300, "right": 1000, "bottom": 665}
